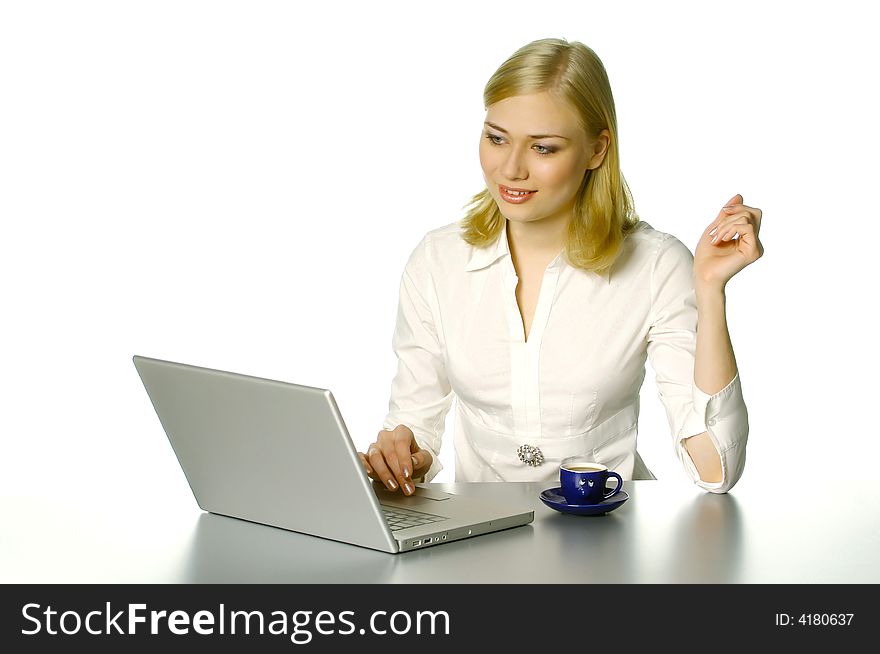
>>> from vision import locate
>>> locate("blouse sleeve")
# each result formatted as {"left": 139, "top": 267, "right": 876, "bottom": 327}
{"left": 646, "top": 234, "right": 749, "bottom": 494}
{"left": 381, "top": 235, "right": 454, "bottom": 482}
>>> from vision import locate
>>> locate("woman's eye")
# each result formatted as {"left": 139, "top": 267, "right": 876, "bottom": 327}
{"left": 484, "top": 133, "right": 555, "bottom": 155}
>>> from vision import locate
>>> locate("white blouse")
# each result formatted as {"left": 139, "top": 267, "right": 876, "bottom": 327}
{"left": 382, "top": 219, "right": 749, "bottom": 493}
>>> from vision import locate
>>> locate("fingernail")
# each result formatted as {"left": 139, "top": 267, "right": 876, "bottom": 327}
{"left": 709, "top": 226, "right": 717, "bottom": 235}
{"left": 403, "top": 466, "right": 410, "bottom": 478}
{"left": 723, "top": 205, "right": 735, "bottom": 211}
{"left": 405, "top": 483, "right": 413, "bottom": 494}
{"left": 387, "top": 478, "right": 397, "bottom": 490}
{"left": 711, "top": 234, "right": 718, "bottom": 243}
{"left": 411, "top": 456, "right": 418, "bottom": 468}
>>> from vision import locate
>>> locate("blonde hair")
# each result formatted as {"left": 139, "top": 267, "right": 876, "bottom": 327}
{"left": 460, "top": 38, "right": 640, "bottom": 274}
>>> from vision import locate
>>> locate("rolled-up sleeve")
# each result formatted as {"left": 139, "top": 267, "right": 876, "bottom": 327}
{"left": 382, "top": 236, "right": 454, "bottom": 482}
{"left": 646, "top": 235, "right": 749, "bottom": 493}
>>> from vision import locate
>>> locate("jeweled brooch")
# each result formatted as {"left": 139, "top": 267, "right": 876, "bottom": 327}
{"left": 517, "top": 444, "right": 544, "bottom": 467}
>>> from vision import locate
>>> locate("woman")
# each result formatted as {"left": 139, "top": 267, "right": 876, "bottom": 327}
{"left": 358, "top": 37, "right": 762, "bottom": 496}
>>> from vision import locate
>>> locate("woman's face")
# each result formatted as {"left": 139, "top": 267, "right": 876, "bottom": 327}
{"left": 479, "top": 91, "right": 608, "bottom": 230}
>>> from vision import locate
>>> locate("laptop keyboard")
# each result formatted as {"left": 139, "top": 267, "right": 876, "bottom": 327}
{"left": 381, "top": 505, "right": 448, "bottom": 531}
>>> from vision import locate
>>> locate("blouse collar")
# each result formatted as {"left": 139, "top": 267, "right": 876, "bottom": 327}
{"left": 464, "top": 219, "right": 610, "bottom": 282}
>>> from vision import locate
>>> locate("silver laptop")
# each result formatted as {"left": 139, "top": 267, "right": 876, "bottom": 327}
{"left": 133, "top": 355, "right": 533, "bottom": 553}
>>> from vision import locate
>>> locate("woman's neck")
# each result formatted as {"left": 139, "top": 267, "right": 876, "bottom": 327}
{"left": 506, "top": 215, "right": 568, "bottom": 266}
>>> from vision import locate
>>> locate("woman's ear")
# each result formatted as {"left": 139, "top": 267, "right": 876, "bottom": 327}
{"left": 587, "top": 129, "right": 611, "bottom": 170}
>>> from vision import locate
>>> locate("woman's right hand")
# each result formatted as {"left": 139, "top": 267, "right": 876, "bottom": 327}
{"left": 357, "top": 425, "right": 433, "bottom": 495}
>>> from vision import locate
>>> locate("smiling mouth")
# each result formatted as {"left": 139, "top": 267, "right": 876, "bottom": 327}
{"left": 498, "top": 185, "right": 538, "bottom": 203}
{"left": 499, "top": 184, "right": 536, "bottom": 195}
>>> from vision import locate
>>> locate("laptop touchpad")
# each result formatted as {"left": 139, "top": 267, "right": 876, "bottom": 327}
{"left": 413, "top": 487, "right": 451, "bottom": 501}
{"left": 373, "top": 484, "right": 451, "bottom": 501}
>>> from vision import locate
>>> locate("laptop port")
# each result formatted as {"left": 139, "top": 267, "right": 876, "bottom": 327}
{"left": 412, "top": 540, "right": 421, "bottom": 547}
{"left": 424, "top": 537, "right": 432, "bottom": 544}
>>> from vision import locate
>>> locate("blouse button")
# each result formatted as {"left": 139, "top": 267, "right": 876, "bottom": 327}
{"left": 707, "top": 417, "right": 718, "bottom": 427}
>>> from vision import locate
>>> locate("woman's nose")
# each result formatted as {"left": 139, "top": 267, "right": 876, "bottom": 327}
{"left": 500, "top": 147, "right": 529, "bottom": 181}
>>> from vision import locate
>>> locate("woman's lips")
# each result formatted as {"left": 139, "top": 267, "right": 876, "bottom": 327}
{"left": 499, "top": 184, "right": 537, "bottom": 204}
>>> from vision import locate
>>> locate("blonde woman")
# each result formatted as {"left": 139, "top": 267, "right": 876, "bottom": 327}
{"left": 359, "top": 38, "right": 763, "bottom": 496}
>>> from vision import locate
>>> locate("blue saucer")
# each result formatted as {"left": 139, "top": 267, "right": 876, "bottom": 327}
{"left": 540, "top": 486, "right": 629, "bottom": 516}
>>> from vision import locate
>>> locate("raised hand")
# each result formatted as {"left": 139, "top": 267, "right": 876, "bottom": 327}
{"left": 694, "top": 193, "right": 764, "bottom": 288}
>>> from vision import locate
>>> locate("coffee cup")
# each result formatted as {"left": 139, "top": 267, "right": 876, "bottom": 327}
{"left": 559, "top": 458, "right": 623, "bottom": 505}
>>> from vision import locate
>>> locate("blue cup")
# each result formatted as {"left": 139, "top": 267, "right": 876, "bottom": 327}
{"left": 559, "top": 459, "right": 623, "bottom": 505}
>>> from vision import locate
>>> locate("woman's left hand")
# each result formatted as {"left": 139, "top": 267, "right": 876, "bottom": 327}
{"left": 693, "top": 193, "right": 764, "bottom": 289}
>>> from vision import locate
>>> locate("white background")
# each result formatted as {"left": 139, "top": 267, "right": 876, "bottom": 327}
{"left": 2, "top": 0, "right": 877, "bottom": 522}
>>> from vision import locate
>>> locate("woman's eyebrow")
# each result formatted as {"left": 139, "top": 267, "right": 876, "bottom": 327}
{"left": 484, "top": 121, "right": 570, "bottom": 140}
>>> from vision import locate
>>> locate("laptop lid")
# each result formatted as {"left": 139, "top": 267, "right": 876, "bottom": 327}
{"left": 133, "top": 355, "right": 399, "bottom": 553}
